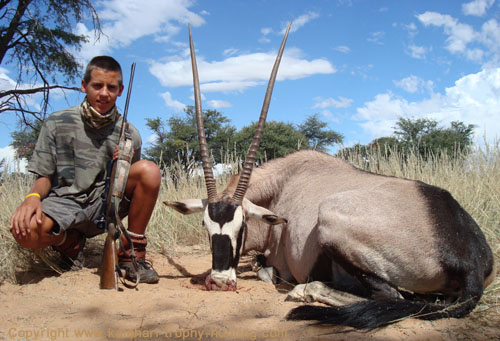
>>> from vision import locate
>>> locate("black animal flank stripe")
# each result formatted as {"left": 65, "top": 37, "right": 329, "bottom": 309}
{"left": 416, "top": 181, "right": 492, "bottom": 272}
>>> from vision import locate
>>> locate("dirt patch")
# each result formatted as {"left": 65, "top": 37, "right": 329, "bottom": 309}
{"left": 1, "top": 246, "right": 499, "bottom": 340}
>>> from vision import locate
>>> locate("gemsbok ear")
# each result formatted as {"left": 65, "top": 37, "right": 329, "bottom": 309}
{"left": 163, "top": 199, "right": 207, "bottom": 215}
{"left": 242, "top": 198, "right": 287, "bottom": 225}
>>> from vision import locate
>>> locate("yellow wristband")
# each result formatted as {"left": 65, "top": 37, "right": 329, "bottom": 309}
{"left": 25, "top": 193, "right": 41, "bottom": 200}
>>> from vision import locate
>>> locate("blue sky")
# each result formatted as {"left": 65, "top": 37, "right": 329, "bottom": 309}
{"left": 1, "top": 0, "right": 500, "bottom": 170}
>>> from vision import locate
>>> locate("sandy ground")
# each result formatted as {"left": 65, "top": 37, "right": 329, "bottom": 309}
{"left": 1, "top": 245, "right": 499, "bottom": 341}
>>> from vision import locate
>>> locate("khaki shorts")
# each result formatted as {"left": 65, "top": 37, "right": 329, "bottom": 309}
{"left": 42, "top": 194, "right": 130, "bottom": 238}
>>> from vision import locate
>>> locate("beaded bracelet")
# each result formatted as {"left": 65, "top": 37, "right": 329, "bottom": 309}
{"left": 25, "top": 193, "right": 41, "bottom": 200}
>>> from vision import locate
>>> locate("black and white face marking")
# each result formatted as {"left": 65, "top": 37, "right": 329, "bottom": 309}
{"left": 203, "top": 200, "right": 246, "bottom": 290}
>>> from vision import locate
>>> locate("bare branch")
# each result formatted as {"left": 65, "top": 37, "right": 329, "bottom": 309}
{"left": 0, "top": 84, "right": 80, "bottom": 98}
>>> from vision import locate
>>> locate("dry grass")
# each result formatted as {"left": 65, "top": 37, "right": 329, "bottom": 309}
{"left": 1, "top": 144, "right": 499, "bottom": 313}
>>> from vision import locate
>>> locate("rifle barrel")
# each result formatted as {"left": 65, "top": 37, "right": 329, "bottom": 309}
{"left": 120, "top": 62, "right": 136, "bottom": 135}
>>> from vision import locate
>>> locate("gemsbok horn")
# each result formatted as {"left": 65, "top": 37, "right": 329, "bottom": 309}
{"left": 165, "top": 22, "right": 291, "bottom": 290}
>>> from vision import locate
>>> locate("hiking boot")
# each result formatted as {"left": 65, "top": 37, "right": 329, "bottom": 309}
{"left": 59, "top": 250, "right": 85, "bottom": 271}
{"left": 52, "top": 229, "right": 86, "bottom": 272}
{"left": 119, "top": 258, "right": 159, "bottom": 284}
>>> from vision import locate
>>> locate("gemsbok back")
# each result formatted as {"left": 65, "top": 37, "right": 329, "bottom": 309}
{"left": 165, "top": 25, "right": 497, "bottom": 330}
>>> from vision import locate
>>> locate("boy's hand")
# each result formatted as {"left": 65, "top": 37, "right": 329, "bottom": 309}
{"left": 10, "top": 196, "right": 43, "bottom": 237}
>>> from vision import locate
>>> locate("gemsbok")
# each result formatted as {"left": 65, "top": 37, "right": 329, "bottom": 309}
{"left": 165, "top": 25, "right": 497, "bottom": 330}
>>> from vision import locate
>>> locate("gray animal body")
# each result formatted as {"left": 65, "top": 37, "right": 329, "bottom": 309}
{"left": 221, "top": 149, "right": 496, "bottom": 329}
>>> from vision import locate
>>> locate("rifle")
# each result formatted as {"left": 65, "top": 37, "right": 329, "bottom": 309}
{"left": 99, "top": 62, "right": 137, "bottom": 290}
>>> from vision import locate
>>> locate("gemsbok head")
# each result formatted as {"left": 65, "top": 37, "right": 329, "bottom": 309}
{"left": 164, "top": 23, "right": 291, "bottom": 290}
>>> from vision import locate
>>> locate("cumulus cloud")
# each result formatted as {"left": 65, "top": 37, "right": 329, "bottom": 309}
{"left": 150, "top": 47, "right": 336, "bottom": 92}
{"left": 394, "top": 75, "right": 434, "bottom": 93}
{"left": 313, "top": 96, "right": 353, "bottom": 109}
{"left": 462, "top": 0, "right": 495, "bottom": 16}
{"left": 334, "top": 45, "right": 351, "bottom": 54}
{"left": 0, "top": 146, "right": 27, "bottom": 173}
{"left": 259, "top": 11, "right": 319, "bottom": 42}
{"left": 283, "top": 12, "right": 319, "bottom": 34}
{"left": 206, "top": 100, "right": 231, "bottom": 109}
{"left": 406, "top": 44, "right": 430, "bottom": 59}
{"left": 367, "top": 31, "right": 385, "bottom": 45}
{"left": 0, "top": 67, "right": 56, "bottom": 111}
{"left": 223, "top": 48, "right": 239, "bottom": 57}
{"left": 417, "top": 12, "right": 476, "bottom": 54}
{"left": 417, "top": 11, "right": 500, "bottom": 66}
{"left": 261, "top": 27, "right": 272, "bottom": 36}
{"left": 319, "top": 110, "right": 341, "bottom": 124}
{"left": 353, "top": 68, "right": 500, "bottom": 145}
{"left": 161, "top": 91, "right": 186, "bottom": 112}
{"left": 75, "top": 0, "right": 204, "bottom": 60}
{"left": 0, "top": 67, "right": 17, "bottom": 91}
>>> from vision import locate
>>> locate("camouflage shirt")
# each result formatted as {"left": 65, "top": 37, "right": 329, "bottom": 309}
{"left": 28, "top": 105, "right": 141, "bottom": 204}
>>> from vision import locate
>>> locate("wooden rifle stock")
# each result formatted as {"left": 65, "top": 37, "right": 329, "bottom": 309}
{"left": 100, "top": 222, "right": 119, "bottom": 289}
{"left": 100, "top": 159, "right": 121, "bottom": 289}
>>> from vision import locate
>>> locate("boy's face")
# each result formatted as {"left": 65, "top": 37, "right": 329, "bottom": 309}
{"left": 81, "top": 68, "right": 124, "bottom": 114}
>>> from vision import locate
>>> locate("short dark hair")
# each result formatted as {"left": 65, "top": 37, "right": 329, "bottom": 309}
{"left": 83, "top": 56, "right": 123, "bottom": 86}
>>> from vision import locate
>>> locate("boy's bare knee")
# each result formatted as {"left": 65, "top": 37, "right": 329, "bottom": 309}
{"left": 13, "top": 232, "right": 43, "bottom": 249}
{"left": 136, "top": 161, "right": 161, "bottom": 186}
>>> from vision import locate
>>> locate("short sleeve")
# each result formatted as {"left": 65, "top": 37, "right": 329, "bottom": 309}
{"left": 28, "top": 118, "right": 56, "bottom": 178}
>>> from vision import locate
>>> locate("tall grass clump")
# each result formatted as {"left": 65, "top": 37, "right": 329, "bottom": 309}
{"left": 0, "top": 169, "right": 42, "bottom": 283}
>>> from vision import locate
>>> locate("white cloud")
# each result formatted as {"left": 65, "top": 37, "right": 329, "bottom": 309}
{"left": 261, "top": 27, "right": 272, "bottom": 36}
{"left": 223, "top": 48, "right": 239, "bottom": 57}
{"left": 146, "top": 133, "right": 158, "bottom": 145}
{"left": 200, "top": 81, "right": 260, "bottom": 93}
{"left": 313, "top": 96, "right": 353, "bottom": 109}
{"left": 206, "top": 100, "right": 231, "bottom": 109}
{"left": 259, "top": 11, "right": 318, "bottom": 43}
{"left": 286, "top": 12, "right": 320, "bottom": 34}
{"left": 417, "top": 12, "right": 476, "bottom": 54}
{"left": 367, "top": 31, "right": 385, "bottom": 45}
{"left": 0, "top": 146, "right": 27, "bottom": 173}
{"left": 259, "top": 27, "right": 272, "bottom": 43}
{"left": 319, "top": 110, "right": 340, "bottom": 123}
{"left": 416, "top": 11, "right": 500, "bottom": 66}
{"left": 394, "top": 75, "right": 434, "bottom": 94}
{"left": 406, "top": 44, "right": 430, "bottom": 59}
{"left": 160, "top": 91, "right": 186, "bottom": 112}
{"left": 417, "top": 12, "right": 500, "bottom": 67}
{"left": 75, "top": 0, "right": 204, "bottom": 60}
{"left": 353, "top": 68, "right": 500, "bottom": 145}
{"left": 462, "top": 0, "right": 495, "bottom": 16}
{"left": 405, "top": 22, "right": 418, "bottom": 32}
{"left": 259, "top": 36, "right": 271, "bottom": 44}
{"left": 334, "top": 45, "right": 351, "bottom": 54}
{"left": 0, "top": 67, "right": 17, "bottom": 91}
{"left": 150, "top": 47, "right": 336, "bottom": 92}
{"left": 0, "top": 67, "right": 51, "bottom": 111}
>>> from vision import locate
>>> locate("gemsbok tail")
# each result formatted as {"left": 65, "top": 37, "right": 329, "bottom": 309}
{"left": 287, "top": 271, "right": 485, "bottom": 330}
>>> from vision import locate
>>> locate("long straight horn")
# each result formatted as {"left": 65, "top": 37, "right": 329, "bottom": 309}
{"left": 189, "top": 25, "right": 217, "bottom": 202}
{"left": 232, "top": 21, "right": 292, "bottom": 205}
